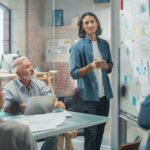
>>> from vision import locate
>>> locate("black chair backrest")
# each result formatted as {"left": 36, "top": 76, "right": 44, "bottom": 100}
{"left": 120, "top": 135, "right": 142, "bottom": 150}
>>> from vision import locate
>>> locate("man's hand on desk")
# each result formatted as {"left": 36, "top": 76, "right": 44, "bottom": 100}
{"left": 5, "top": 101, "right": 26, "bottom": 115}
{"left": 19, "top": 102, "right": 26, "bottom": 111}
{"left": 54, "top": 100, "right": 65, "bottom": 110}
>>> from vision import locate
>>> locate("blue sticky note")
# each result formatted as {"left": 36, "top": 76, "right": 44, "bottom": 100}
{"left": 132, "top": 96, "right": 136, "bottom": 105}
{"left": 124, "top": 75, "right": 128, "bottom": 85}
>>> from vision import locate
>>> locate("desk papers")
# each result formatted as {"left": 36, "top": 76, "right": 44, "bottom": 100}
{"left": 2, "top": 110, "right": 72, "bottom": 133}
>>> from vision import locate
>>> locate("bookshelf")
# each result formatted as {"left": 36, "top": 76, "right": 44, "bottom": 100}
{"left": 94, "top": 2, "right": 110, "bottom": 7}
{"left": 86, "top": 2, "right": 110, "bottom": 7}
{"left": 54, "top": 26, "right": 78, "bottom": 29}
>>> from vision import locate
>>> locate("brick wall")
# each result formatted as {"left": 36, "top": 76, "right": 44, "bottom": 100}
{"left": 43, "top": 62, "right": 76, "bottom": 97}
{"left": 25, "top": 0, "right": 75, "bottom": 97}
{"left": 26, "top": 0, "right": 44, "bottom": 68}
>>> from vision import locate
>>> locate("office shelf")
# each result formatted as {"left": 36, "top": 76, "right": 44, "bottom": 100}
{"left": 94, "top": 2, "right": 110, "bottom": 7}
{"left": 87, "top": 2, "right": 110, "bottom": 7}
{"left": 52, "top": 26, "right": 78, "bottom": 29}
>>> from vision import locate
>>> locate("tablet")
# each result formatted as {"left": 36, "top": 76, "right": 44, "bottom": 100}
{"left": 24, "top": 95, "right": 56, "bottom": 115}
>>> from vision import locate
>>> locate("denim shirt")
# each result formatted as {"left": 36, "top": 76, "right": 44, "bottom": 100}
{"left": 70, "top": 37, "right": 113, "bottom": 101}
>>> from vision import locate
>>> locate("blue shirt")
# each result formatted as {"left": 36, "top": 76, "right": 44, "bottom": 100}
{"left": 3, "top": 78, "right": 52, "bottom": 111}
{"left": 70, "top": 37, "right": 113, "bottom": 101}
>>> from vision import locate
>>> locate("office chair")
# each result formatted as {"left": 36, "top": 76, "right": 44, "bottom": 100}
{"left": 120, "top": 135, "right": 142, "bottom": 150}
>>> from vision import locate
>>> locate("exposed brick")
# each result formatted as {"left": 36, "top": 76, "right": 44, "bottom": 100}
{"left": 25, "top": 0, "right": 76, "bottom": 96}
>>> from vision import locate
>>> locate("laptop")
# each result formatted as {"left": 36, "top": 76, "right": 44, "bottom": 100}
{"left": 24, "top": 95, "right": 56, "bottom": 115}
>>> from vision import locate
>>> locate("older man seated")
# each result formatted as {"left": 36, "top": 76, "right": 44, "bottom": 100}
{"left": 3, "top": 56, "right": 65, "bottom": 150}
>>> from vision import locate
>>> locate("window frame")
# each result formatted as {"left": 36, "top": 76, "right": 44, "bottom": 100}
{"left": 0, "top": 3, "right": 11, "bottom": 54}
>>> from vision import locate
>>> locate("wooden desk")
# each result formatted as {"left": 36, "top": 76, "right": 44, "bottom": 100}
{"left": 0, "top": 72, "right": 16, "bottom": 79}
{"left": 0, "top": 73, "right": 16, "bottom": 87}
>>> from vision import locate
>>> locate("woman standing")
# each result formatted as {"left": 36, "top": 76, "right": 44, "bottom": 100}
{"left": 70, "top": 12, "right": 113, "bottom": 150}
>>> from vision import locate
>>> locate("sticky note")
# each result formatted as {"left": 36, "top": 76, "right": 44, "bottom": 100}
{"left": 132, "top": 96, "right": 136, "bottom": 105}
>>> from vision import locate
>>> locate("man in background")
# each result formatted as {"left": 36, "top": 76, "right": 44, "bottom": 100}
{"left": 0, "top": 90, "right": 37, "bottom": 150}
{"left": 3, "top": 56, "right": 65, "bottom": 150}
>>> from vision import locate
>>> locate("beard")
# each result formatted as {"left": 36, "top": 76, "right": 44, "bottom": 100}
{"left": 22, "top": 74, "right": 36, "bottom": 80}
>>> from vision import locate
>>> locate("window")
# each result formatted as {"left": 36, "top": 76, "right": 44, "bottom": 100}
{"left": 0, "top": 4, "right": 11, "bottom": 54}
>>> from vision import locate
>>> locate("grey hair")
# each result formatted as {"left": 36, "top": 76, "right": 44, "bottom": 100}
{"left": 12, "top": 56, "right": 28, "bottom": 73}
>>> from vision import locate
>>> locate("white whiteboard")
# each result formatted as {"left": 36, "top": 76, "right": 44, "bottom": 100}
{"left": 120, "top": 0, "right": 150, "bottom": 118}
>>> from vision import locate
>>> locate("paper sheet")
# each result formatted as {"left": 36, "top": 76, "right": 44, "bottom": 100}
{"left": 2, "top": 111, "right": 72, "bottom": 133}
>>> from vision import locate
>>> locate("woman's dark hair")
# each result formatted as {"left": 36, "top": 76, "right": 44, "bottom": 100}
{"left": 78, "top": 12, "right": 102, "bottom": 38}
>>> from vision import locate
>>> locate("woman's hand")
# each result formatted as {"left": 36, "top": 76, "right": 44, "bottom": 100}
{"left": 101, "top": 62, "right": 109, "bottom": 70}
{"left": 90, "top": 59, "right": 106, "bottom": 69}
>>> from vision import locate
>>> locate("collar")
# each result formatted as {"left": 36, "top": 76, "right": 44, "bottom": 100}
{"left": 83, "top": 37, "right": 92, "bottom": 44}
{"left": 15, "top": 79, "right": 33, "bottom": 89}
{"left": 83, "top": 37, "right": 101, "bottom": 44}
